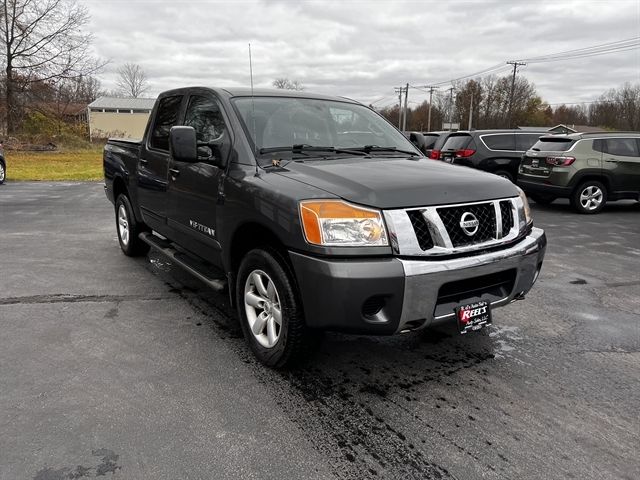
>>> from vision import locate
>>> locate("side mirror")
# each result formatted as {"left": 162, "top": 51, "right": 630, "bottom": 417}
{"left": 197, "top": 136, "right": 227, "bottom": 168}
{"left": 169, "top": 126, "right": 197, "bottom": 162}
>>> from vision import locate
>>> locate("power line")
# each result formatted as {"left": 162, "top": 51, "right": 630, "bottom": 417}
{"left": 516, "top": 36, "right": 640, "bottom": 63}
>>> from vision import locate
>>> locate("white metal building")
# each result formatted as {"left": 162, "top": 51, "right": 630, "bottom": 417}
{"left": 87, "top": 97, "right": 156, "bottom": 140}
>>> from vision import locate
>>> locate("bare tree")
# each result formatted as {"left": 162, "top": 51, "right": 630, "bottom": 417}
{"left": 272, "top": 78, "right": 304, "bottom": 90}
{"left": 0, "top": 0, "right": 102, "bottom": 133}
{"left": 116, "top": 63, "right": 149, "bottom": 98}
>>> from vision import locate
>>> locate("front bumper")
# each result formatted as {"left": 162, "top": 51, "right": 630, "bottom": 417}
{"left": 289, "top": 227, "right": 546, "bottom": 334}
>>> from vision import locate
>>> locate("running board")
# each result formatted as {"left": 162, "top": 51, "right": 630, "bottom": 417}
{"left": 139, "top": 232, "right": 227, "bottom": 292}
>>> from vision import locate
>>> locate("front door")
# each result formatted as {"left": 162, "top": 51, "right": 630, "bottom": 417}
{"left": 166, "top": 93, "right": 231, "bottom": 266}
{"left": 137, "top": 94, "right": 184, "bottom": 233}
{"left": 603, "top": 137, "right": 640, "bottom": 194}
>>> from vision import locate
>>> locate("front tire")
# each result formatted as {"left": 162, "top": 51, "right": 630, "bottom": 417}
{"left": 0, "top": 161, "right": 5, "bottom": 185}
{"left": 236, "top": 248, "right": 316, "bottom": 368}
{"left": 115, "top": 194, "right": 150, "bottom": 256}
{"left": 571, "top": 181, "right": 607, "bottom": 214}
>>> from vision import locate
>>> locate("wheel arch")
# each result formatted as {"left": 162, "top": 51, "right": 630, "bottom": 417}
{"left": 226, "top": 221, "right": 292, "bottom": 305}
{"left": 569, "top": 170, "right": 612, "bottom": 194}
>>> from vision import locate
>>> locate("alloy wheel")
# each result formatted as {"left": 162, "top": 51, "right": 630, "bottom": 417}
{"left": 244, "top": 270, "right": 282, "bottom": 348}
{"left": 118, "top": 204, "right": 130, "bottom": 246}
{"left": 579, "top": 185, "right": 603, "bottom": 211}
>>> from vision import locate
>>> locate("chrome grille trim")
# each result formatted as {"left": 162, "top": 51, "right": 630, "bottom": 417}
{"left": 383, "top": 196, "right": 523, "bottom": 257}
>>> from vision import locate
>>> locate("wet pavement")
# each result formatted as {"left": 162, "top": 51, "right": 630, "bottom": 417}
{"left": 1, "top": 182, "right": 638, "bottom": 480}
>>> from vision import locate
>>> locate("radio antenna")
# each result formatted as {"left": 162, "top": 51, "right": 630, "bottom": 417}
{"left": 249, "top": 43, "right": 259, "bottom": 176}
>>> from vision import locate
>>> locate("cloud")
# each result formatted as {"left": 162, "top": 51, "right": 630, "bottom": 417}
{"left": 84, "top": 0, "right": 640, "bottom": 105}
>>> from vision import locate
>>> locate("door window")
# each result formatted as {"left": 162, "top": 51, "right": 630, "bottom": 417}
{"left": 184, "top": 95, "right": 227, "bottom": 144}
{"left": 149, "top": 95, "right": 183, "bottom": 151}
{"left": 605, "top": 138, "right": 640, "bottom": 157}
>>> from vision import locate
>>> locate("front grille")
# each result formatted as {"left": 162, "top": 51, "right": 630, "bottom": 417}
{"left": 500, "top": 201, "right": 514, "bottom": 233}
{"left": 407, "top": 210, "right": 435, "bottom": 250}
{"left": 437, "top": 203, "right": 496, "bottom": 247}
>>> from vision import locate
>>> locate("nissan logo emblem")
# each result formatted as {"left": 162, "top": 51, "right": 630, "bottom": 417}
{"left": 459, "top": 212, "right": 479, "bottom": 236}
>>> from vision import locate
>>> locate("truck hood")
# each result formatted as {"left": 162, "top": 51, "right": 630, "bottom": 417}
{"left": 274, "top": 156, "right": 519, "bottom": 209}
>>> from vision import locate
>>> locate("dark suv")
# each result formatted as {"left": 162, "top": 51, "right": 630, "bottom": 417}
{"left": 439, "top": 130, "right": 548, "bottom": 181}
{"left": 518, "top": 132, "right": 640, "bottom": 214}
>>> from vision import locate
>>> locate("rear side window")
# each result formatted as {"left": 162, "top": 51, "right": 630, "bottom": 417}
{"left": 605, "top": 138, "right": 640, "bottom": 157}
{"left": 516, "top": 134, "right": 542, "bottom": 151}
{"left": 592, "top": 139, "right": 606, "bottom": 153}
{"left": 530, "top": 137, "right": 576, "bottom": 152}
{"left": 442, "top": 134, "right": 472, "bottom": 151}
{"left": 150, "top": 95, "right": 183, "bottom": 151}
{"left": 482, "top": 134, "right": 515, "bottom": 151}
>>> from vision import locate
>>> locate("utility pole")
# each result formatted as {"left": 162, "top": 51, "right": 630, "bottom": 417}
{"left": 468, "top": 91, "right": 474, "bottom": 130}
{"left": 447, "top": 86, "right": 454, "bottom": 131}
{"left": 394, "top": 86, "right": 403, "bottom": 128}
{"left": 506, "top": 61, "right": 526, "bottom": 128}
{"left": 426, "top": 86, "right": 438, "bottom": 132}
{"left": 402, "top": 83, "right": 409, "bottom": 132}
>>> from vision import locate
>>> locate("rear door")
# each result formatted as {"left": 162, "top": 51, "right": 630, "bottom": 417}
{"left": 166, "top": 92, "right": 232, "bottom": 265}
{"left": 602, "top": 137, "right": 640, "bottom": 194}
{"left": 137, "top": 94, "right": 184, "bottom": 231}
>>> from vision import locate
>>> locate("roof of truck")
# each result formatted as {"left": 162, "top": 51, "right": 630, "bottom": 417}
{"left": 157, "top": 86, "right": 359, "bottom": 105}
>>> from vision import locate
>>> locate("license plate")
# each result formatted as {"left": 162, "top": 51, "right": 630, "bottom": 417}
{"left": 443, "top": 156, "right": 453, "bottom": 163}
{"left": 456, "top": 300, "right": 491, "bottom": 334}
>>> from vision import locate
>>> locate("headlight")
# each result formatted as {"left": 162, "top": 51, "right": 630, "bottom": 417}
{"left": 517, "top": 188, "right": 533, "bottom": 225}
{"left": 299, "top": 200, "right": 389, "bottom": 246}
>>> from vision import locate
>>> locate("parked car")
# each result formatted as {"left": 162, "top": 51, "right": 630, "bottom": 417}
{"left": 103, "top": 87, "right": 546, "bottom": 367}
{"left": 404, "top": 131, "right": 427, "bottom": 154}
{"left": 518, "top": 132, "right": 640, "bottom": 214}
{"left": 421, "top": 131, "right": 445, "bottom": 158}
{"left": 439, "top": 130, "right": 548, "bottom": 181}
{"left": 0, "top": 141, "right": 5, "bottom": 185}
{"left": 426, "top": 131, "right": 456, "bottom": 159}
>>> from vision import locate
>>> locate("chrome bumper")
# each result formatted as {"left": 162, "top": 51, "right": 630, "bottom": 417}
{"left": 396, "top": 227, "right": 546, "bottom": 332}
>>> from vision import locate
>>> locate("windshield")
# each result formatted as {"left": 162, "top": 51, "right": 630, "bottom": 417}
{"left": 232, "top": 96, "right": 419, "bottom": 156}
{"left": 442, "top": 134, "right": 473, "bottom": 151}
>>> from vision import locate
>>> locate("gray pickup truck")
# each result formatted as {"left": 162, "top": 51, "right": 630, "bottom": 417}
{"left": 103, "top": 87, "right": 546, "bottom": 367}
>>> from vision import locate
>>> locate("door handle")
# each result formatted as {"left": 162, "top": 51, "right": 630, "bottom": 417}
{"left": 605, "top": 158, "right": 618, "bottom": 163}
{"left": 139, "top": 158, "right": 148, "bottom": 165}
{"left": 169, "top": 168, "right": 180, "bottom": 177}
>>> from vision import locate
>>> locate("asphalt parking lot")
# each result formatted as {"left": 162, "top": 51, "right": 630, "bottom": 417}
{"left": 1, "top": 182, "right": 638, "bottom": 480}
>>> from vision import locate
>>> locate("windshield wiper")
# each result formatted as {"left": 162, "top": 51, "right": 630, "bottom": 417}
{"left": 259, "top": 144, "right": 367, "bottom": 156}
{"left": 353, "top": 145, "right": 420, "bottom": 156}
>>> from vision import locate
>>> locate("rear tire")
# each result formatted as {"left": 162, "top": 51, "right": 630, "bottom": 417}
{"left": 115, "top": 194, "right": 150, "bottom": 256}
{"left": 0, "top": 161, "right": 5, "bottom": 185}
{"left": 529, "top": 193, "right": 556, "bottom": 205}
{"left": 571, "top": 180, "right": 607, "bottom": 214}
{"left": 494, "top": 170, "right": 514, "bottom": 182}
{"left": 236, "top": 247, "right": 318, "bottom": 368}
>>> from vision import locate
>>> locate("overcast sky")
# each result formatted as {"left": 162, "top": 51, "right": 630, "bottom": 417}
{"left": 84, "top": 0, "right": 640, "bottom": 109}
